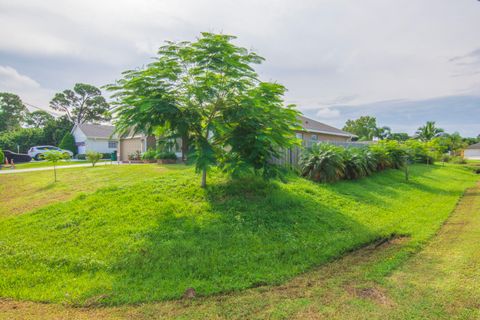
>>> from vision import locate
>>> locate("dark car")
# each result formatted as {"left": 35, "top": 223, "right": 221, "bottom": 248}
{"left": 3, "top": 150, "right": 32, "bottom": 163}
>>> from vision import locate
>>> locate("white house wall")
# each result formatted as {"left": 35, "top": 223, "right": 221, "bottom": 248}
{"left": 464, "top": 149, "right": 480, "bottom": 160}
{"left": 84, "top": 138, "right": 118, "bottom": 154}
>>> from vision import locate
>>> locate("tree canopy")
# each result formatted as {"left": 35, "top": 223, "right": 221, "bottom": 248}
{"left": 0, "top": 92, "right": 27, "bottom": 132}
{"left": 108, "top": 32, "right": 300, "bottom": 187}
{"left": 24, "top": 110, "right": 54, "bottom": 128}
{"left": 50, "top": 83, "right": 111, "bottom": 125}
{"left": 343, "top": 116, "right": 381, "bottom": 141}
{"left": 415, "top": 121, "right": 444, "bottom": 141}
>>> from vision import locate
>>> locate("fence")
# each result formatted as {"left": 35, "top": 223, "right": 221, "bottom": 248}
{"left": 272, "top": 140, "right": 372, "bottom": 169}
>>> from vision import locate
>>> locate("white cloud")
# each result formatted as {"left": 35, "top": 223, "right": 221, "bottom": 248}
{"left": 315, "top": 107, "right": 341, "bottom": 119}
{"left": 0, "top": 66, "right": 40, "bottom": 90}
{"left": 0, "top": 65, "right": 54, "bottom": 109}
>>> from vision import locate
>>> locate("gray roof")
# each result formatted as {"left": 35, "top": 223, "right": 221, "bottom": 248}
{"left": 77, "top": 123, "right": 117, "bottom": 139}
{"left": 467, "top": 142, "right": 480, "bottom": 150}
{"left": 298, "top": 115, "right": 355, "bottom": 137}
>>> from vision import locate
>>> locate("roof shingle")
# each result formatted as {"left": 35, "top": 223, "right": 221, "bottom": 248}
{"left": 298, "top": 115, "right": 355, "bottom": 137}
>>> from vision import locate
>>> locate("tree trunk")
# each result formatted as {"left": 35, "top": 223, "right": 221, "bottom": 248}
{"left": 201, "top": 168, "right": 207, "bottom": 188}
{"left": 181, "top": 135, "right": 188, "bottom": 162}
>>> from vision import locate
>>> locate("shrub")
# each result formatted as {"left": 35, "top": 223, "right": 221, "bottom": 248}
{"left": 142, "top": 149, "right": 157, "bottom": 160}
{"left": 77, "top": 154, "right": 86, "bottom": 160}
{"left": 441, "top": 154, "right": 451, "bottom": 163}
{"left": 369, "top": 143, "right": 392, "bottom": 170}
{"left": 128, "top": 151, "right": 142, "bottom": 161}
{"left": 299, "top": 143, "right": 345, "bottom": 183}
{"left": 101, "top": 153, "right": 112, "bottom": 159}
{"left": 404, "top": 139, "right": 434, "bottom": 164}
{"left": 156, "top": 151, "right": 177, "bottom": 160}
{"left": 86, "top": 151, "right": 102, "bottom": 167}
{"left": 451, "top": 156, "right": 467, "bottom": 164}
{"left": 342, "top": 148, "right": 369, "bottom": 180}
{"left": 0, "top": 148, "right": 4, "bottom": 165}
{"left": 360, "top": 148, "right": 378, "bottom": 175}
{"left": 58, "top": 133, "right": 76, "bottom": 154}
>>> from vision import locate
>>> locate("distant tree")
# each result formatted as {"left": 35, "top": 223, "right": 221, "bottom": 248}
{"left": 415, "top": 121, "right": 444, "bottom": 141}
{"left": 58, "top": 132, "right": 76, "bottom": 154}
{"left": 343, "top": 116, "right": 379, "bottom": 141}
{"left": 108, "top": 32, "right": 300, "bottom": 187}
{"left": 24, "top": 110, "right": 54, "bottom": 128}
{"left": 389, "top": 132, "right": 410, "bottom": 142}
{"left": 376, "top": 126, "right": 392, "bottom": 140}
{"left": 43, "top": 115, "right": 72, "bottom": 146}
{"left": 50, "top": 83, "right": 111, "bottom": 125}
{"left": 0, "top": 92, "right": 27, "bottom": 132}
{"left": 0, "top": 128, "right": 44, "bottom": 153}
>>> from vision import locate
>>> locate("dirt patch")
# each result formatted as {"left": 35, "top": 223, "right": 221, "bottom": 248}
{"left": 345, "top": 285, "right": 395, "bottom": 307}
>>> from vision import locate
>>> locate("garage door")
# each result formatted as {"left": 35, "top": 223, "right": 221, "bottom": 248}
{"left": 120, "top": 138, "right": 143, "bottom": 161}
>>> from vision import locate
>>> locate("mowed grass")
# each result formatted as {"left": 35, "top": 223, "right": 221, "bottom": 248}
{"left": 0, "top": 164, "right": 173, "bottom": 219}
{"left": 4, "top": 159, "right": 109, "bottom": 170}
{"left": 0, "top": 164, "right": 477, "bottom": 306}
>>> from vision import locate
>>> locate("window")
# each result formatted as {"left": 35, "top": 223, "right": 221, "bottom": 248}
{"left": 108, "top": 141, "right": 118, "bottom": 149}
{"left": 311, "top": 134, "right": 318, "bottom": 141}
{"left": 296, "top": 133, "right": 303, "bottom": 139}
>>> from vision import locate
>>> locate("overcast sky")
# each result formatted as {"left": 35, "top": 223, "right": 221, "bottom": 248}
{"left": 0, "top": 0, "right": 479, "bottom": 136}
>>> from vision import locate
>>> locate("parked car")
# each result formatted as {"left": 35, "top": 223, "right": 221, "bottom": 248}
{"left": 28, "top": 146, "right": 73, "bottom": 160}
{"left": 3, "top": 150, "right": 32, "bottom": 163}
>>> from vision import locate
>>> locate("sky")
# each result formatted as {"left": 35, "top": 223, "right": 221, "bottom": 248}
{"left": 0, "top": 0, "right": 479, "bottom": 136}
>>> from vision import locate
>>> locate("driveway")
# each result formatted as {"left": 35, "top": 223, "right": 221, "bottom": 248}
{"left": 0, "top": 162, "right": 120, "bottom": 174}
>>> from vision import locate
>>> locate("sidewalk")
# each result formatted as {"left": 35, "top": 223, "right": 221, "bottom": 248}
{"left": 0, "top": 162, "right": 120, "bottom": 175}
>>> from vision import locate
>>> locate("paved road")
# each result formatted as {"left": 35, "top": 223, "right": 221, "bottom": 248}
{"left": 0, "top": 162, "right": 120, "bottom": 174}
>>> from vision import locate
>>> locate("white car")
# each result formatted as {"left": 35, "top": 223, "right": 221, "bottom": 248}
{"left": 28, "top": 146, "right": 74, "bottom": 160}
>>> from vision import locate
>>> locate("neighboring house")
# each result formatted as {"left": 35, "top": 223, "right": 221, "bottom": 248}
{"left": 72, "top": 123, "right": 119, "bottom": 155}
{"left": 118, "top": 133, "right": 156, "bottom": 161}
{"left": 296, "top": 115, "right": 356, "bottom": 145}
{"left": 464, "top": 142, "right": 480, "bottom": 160}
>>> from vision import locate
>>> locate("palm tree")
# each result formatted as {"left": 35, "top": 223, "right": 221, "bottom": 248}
{"left": 415, "top": 121, "right": 444, "bottom": 141}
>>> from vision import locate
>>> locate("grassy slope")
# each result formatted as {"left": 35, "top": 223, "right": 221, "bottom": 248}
{"left": 0, "top": 164, "right": 477, "bottom": 306}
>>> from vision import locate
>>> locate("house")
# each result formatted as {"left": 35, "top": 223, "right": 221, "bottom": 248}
{"left": 296, "top": 115, "right": 356, "bottom": 145}
{"left": 72, "top": 123, "right": 119, "bottom": 155}
{"left": 72, "top": 123, "right": 156, "bottom": 160}
{"left": 464, "top": 142, "right": 480, "bottom": 160}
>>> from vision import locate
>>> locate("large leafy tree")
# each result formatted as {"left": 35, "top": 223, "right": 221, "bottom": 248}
{"left": 108, "top": 32, "right": 300, "bottom": 187}
{"left": 50, "top": 83, "right": 111, "bottom": 125}
{"left": 415, "top": 121, "right": 444, "bottom": 141}
{"left": 343, "top": 116, "right": 379, "bottom": 141}
{"left": 24, "top": 110, "right": 54, "bottom": 128}
{"left": 0, "top": 92, "right": 27, "bottom": 132}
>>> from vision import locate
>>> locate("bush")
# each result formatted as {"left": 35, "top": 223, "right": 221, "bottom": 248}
{"left": 0, "top": 148, "right": 4, "bottom": 165}
{"left": 128, "top": 151, "right": 142, "bottom": 161}
{"left": 342, "top": 148, "right": 369, "bottom": 180}
{"left": 77, "top": 154, "right": 86, "bottom": 160}
{"left": 58, "top": 133, "right": 76, "bottom": 154}
{"left": 441, "top": 154, "right": 451, "bottom": 163}
{"left": 451, "top": 156, "right": 467, "bottom": 164}
{"left": 299, "top": 143, "right": 345, "bottom": 183}
{"left": 0, "top": 128, "right": 45, "bottom": 153}
{"left": 404, "top": 139, "right": 434, "bottom": 164}
{"left": 86, "top": 151, "right": 102, "bottom": 167}
{"left": 156, "top": 151, "right": 177, "bottom": 160}
{"left": 101, "top": 153, "right": 112, "bottom": 159}
{"left": 142, "top": 149, "right": 157, "bottom": 160}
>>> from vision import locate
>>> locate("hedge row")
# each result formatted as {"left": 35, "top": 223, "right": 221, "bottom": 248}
{"left": 299, "top": 140, "right": 434, "bottom": 183}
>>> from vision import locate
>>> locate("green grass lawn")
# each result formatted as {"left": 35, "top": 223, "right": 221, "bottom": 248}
{"left": 0, "top": 164, "right": 477, "bottom": 306}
